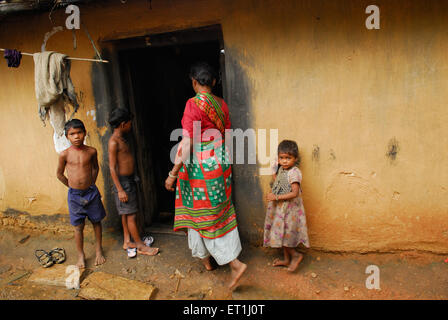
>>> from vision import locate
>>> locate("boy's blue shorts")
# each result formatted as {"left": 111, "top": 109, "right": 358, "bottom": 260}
{"left": 68, "top": 185, "right": 106, "bottom": 226}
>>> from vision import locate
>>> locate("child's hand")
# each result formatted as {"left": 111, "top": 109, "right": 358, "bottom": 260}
{"left": 266, "top": 192, "right": 277, "bottom": 202}
{"left": 118, "top": 190, "right": 128, "bottom": 203}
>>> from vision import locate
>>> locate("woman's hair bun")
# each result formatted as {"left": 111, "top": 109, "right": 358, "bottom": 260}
{"left": 189, "top": 62, "right": 216, "bottom": 87}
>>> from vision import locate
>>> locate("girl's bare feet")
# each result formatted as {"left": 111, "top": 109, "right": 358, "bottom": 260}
{"left": 228, "top": 259, "right": 247, "bottom": 290}
{"left": 273, "top": 247, "right": 291, "bottom": 267}
{"left": 202, "top": 257, "right": 216, "bottom": 271}
{"left": 272, "top": 258, "right": 290, "bottom": 267}
{"left": 287, "top": 252, "right": 303, "bottom": 272}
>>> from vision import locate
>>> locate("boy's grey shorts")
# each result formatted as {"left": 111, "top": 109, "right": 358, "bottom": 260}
{"left": 112, "top": 175, "right": 139, "bottom": 215}
{"left": 188, "top": 227, "right": 242, "bottom": 265}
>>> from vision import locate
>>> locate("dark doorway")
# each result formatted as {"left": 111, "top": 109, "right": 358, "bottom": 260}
{"left": 118, "top": 25, "right": 224, "bottom": 228}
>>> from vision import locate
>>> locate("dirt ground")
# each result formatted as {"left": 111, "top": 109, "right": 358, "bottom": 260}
{"left": 0, "top": 226, "right": 447, "bottom": 300}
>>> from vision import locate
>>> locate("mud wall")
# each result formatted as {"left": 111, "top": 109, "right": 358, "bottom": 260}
{"left": 0, "top": 0, "right": 447, "bottom": 252}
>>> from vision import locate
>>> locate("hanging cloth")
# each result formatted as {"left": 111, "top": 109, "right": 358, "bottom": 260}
{"left": 33, "top": 51, "right": 79, "bottom": 153}
{"left": 3, "top": 49, "right": 22, "bottom": 68}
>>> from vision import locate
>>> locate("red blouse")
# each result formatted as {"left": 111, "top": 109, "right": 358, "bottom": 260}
{"left": 181, "top": 97, "right": 231, "bottom": 142}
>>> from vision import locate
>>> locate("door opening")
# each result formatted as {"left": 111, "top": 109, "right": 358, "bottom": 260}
{"left": 118, "top": 25, "right": 224, "bottom": 228}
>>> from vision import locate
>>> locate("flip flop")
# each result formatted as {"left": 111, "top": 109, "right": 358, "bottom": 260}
{"left": 35, "top": 250, "right": 54, "bottom": 268}
{"left": 49, "top": 248, "right": 66, "bottom": 264}
{"left": 142, "top": 235, "right": 154, "bottom": 247}
{"left": 137, "top": 247, "right": 159, "bottom": 256}
{"left": 127, "top": 247, "right": 137, "bottom": 258}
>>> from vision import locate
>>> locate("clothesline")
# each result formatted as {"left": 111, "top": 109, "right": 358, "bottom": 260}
{"left": 0, "top": 49, "right": 109, "bottom": 63}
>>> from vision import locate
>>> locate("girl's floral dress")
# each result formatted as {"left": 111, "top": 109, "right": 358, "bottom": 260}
{"left": 263, "top": 166, "right": 310, "bottom": 248}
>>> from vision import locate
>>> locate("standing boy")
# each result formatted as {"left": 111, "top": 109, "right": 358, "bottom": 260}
{"left": 57, "top": 119, "right": 106, "bottom": 268}
{"left": 108, "top": 108, "right": 159, "bottom": 256}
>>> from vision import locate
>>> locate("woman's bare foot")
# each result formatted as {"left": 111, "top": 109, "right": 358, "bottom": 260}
{"left": 123, "top": 241, "right": 137, "bottom": 250}
{"left": 228, "top": 259, "right": 247, "bottom": 290}
{"left": 137, "top": 244, "right": 159, "bottom": 256}
{"left": 202, "top": 257, "right": 216, "bottom": 271}
{"left": 95, "top": 250, "right": 106, "bottom": 266}
{"left": 287, "top": 253, "right": 303, "bottom": 272}
{"left": 76, "top": 254, "right": 86, "bottom": 269}
{"left": 272, "top": 258, "right": 290, "bottom": 267}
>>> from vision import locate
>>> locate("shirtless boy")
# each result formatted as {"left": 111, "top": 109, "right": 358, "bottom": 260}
{"left": 108, "top": 108, "right": 159, "bottom": 256}
{"left": 57, "top": 119, "right": 106, "bottom": 268}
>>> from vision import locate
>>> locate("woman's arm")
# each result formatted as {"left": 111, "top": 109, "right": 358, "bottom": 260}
{"left": 165, "top": 136, "right": 193, "bottom": 191}
{"left": 171, "top": 137, "right": 193, "bottom": 175}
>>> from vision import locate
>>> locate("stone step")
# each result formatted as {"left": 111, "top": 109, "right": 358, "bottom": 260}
{"left": 79, "top": 271, "right": 156, "bottom": 300}
{"left": 28, "top": 264, "right": 84, "bottom": 288}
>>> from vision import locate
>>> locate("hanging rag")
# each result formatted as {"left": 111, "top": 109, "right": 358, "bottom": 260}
{"left": 34, "top": 51, "right": 79, "bottom": 130}
{"left": 33, "top": 51, "right": 79, "bottom": 153}
{"left": 3, "top": 49, "right": 22, "bottom": 68}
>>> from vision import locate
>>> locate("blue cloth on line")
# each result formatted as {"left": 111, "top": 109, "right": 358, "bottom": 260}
{"left": 3, "top": 49, "right": 22, "bottom": 68}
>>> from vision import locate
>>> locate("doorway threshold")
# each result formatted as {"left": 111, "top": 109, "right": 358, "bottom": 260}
{"left": 145, "top": 223, "right": 186, "bottom": 237}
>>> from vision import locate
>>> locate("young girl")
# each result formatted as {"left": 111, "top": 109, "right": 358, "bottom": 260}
{"left": 264, "top": 140, "right": 310, "bottom": 272}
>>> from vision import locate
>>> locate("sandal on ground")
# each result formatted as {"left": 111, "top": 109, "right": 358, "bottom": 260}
{"left": 127, "top": 247, "right": 137, "bottom": 258}
{"left": 35, "top": 250, "right": 54, "bottom": 268}
{"left": 49, "top": 248, "right": 66, "bottom": 264}
{"left": 143, "top": 235, "right": 154, "bottom": 247}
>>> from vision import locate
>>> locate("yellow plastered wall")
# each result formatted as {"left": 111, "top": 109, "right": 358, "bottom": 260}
{"left": 0, "top": 0, "right": 447, "bottom": 252}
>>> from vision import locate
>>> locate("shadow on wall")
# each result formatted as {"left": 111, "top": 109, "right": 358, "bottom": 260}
{"left": 91, "top": 47, "right": 122, "bottom": 231}
{"left": 225, "top": 48, "right": 265, "bottom": 245}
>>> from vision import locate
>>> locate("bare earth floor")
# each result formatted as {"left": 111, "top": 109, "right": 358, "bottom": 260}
{"left": 0, "top": 227, "right": 447, "bottom": 300}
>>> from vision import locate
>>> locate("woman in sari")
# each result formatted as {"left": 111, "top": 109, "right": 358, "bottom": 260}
{"left": 165, "top": 62, "right": 247, "bottom": 290}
